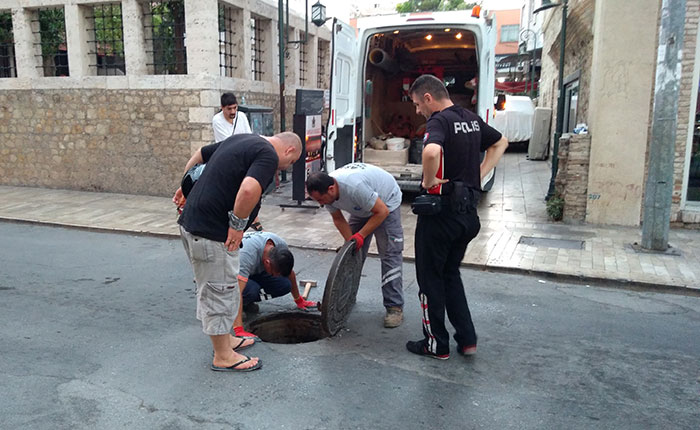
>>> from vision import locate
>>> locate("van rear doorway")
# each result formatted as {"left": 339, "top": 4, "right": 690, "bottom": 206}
{"left": 359, "top": 27, "right": 491, "bottom": 191}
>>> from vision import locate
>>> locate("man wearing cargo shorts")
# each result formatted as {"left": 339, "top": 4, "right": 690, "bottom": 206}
{"left": 306, "top": 163, "right": 404, "bottom": 328}
{"left": 176, "top": 132, "right": 301, "bottom": 372}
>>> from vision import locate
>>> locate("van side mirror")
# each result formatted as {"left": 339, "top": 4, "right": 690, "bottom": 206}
{"left": 495, "top": 94, "right": 506, "bottom": 111}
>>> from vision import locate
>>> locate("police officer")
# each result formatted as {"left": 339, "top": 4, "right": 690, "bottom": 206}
{"left": 406, "top": 74, "right": 508, "bottom": 360}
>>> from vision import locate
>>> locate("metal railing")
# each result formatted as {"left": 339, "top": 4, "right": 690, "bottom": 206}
{"left": 86, "top": 3, "right": 125, "bottom": 76}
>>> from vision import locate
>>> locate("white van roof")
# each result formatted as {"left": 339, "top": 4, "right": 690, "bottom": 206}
{"left": 356, "top": 10, "right": 490, "bottom": 33}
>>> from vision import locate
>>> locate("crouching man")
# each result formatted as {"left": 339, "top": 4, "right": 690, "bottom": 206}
{"left": 237, "top": 231, "right": 316, "bottom": 320}
{"left": 306, "top": 163, "right": 404, "bottom": 328}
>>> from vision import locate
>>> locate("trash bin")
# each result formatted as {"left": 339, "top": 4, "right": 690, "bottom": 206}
{"left": 238, "top": 104, "right": 274, "bottom": 136}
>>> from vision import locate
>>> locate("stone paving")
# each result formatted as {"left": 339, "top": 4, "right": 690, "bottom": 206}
{"left": 1, "top": 152, "right": 698, "bottom": 290}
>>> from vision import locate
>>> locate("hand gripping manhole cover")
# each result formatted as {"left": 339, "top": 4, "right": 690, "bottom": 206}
{"left": 320, "top": 240, "right": 364, "bottom": 336}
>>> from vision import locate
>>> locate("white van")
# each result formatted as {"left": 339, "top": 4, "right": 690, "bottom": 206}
{"left": 325, "top": 9, "right": 498, "bottom": 191}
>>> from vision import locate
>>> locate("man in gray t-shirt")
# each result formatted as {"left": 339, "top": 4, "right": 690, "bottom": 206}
{"left": 306, "top": 163, "right": 405, "bottom": 328}
{"left": 238, "top": 231, "right": 317, "bottom": 320}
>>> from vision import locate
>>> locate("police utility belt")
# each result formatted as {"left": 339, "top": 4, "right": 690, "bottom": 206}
{"left": 410, "top": 181, "right": 480, "bottom": 216}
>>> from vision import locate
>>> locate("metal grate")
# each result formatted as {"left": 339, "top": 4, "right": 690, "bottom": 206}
{"left": 0, "top": 12, "right": 16, "bottom": 78}
{"left": 218, "top": 3, "right": 239, "bottom": 78}
{"left": 518, "top": 236, "right": 585, "bottom": 250}
{"left": 317, "top": 39, "right": 328, "bottom": 88}
{"left": 34, "top": 7, "right": 69, "bottom": 77}
{"left": 299, "top": 32, "right": 308, "bottom": 86}
{"left": 250, "top": 17, "right": 264, "bottom": 81}
{"left": 87, "top": 3, "right": 125, "bottom": 76}
{"left": 143, "top": 0, "right": 187, "bottom": 75}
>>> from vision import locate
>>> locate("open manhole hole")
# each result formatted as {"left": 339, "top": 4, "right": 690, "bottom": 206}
{"left": 245, "top": 241, "right": 364, "bottom": 344}
{"left": 247, "top": 312, "right": 328, "bottom": 344}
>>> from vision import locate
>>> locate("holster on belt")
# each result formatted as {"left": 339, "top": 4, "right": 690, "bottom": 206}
{"left": 449, "top": 181, "right": 480, "bottom": 214}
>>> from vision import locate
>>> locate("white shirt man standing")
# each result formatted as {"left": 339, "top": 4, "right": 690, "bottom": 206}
{"left": 212, "top": 92, "right": 252, "bottom": 142}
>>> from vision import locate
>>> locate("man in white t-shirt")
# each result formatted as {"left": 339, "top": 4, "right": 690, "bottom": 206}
{"left": 306, "top": 163, "right": 405, "bottom": 328}
{"left": 212, "top": 92, "right": 252, "bottom": 143}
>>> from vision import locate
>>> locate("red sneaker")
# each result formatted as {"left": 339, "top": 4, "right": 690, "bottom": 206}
{"left": 234, "top": 326, "right": 261, "bottom": 341}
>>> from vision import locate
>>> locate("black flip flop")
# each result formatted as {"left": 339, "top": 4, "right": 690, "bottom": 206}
{"left": 232, "top": 337, "right": 255, "bottom": 351}
{"left": 211, "top": 356, "right": 262, "bottom": 372}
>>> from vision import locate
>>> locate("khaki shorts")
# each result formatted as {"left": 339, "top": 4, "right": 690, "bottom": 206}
{"left": 180, "top": 226, "right": 239, "bottom": 336}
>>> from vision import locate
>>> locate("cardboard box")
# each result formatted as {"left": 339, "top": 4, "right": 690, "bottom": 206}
{"left": 363, "top": 147, "right": 408, "bottom": 166}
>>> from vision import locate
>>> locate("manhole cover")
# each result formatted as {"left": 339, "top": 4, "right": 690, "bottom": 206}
{"left": 245, "top": 240, "right": 364, "bottom": 343}
{"left": 247, "top": 312, "right": 326, "bottom": 344}
{"left": 320, "top": 240, "right": 364, "bottom": 336}
{"left": 518, "top": 236, "right": 585, "bottom": 250}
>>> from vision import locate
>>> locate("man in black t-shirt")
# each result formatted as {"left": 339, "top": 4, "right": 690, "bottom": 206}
{"left": 175, "top": 132, "right": 301, "bottom": 372}
{"left": 406, "top": 74, "right": 508, "bottom": 360}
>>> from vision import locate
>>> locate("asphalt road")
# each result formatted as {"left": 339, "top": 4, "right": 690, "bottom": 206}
{"left": 1, "top": 222, "right": 699, "bottom": 429}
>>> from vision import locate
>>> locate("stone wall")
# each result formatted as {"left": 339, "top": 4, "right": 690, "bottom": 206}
{"left": 0, "top": 89, "right": 197, "bottom": 196}
{"left": 538, "top": 0, "right": 595, "bottom": 148}
{"left": 0, "top": 88, "right": 324, "bottom": 196}
{"left": 554, "top": 133, "right": 591, "bottom": 222}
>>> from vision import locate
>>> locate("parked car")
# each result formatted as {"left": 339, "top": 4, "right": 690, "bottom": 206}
{"left": 492, "top": 94, "right": 536, "bottom": 143}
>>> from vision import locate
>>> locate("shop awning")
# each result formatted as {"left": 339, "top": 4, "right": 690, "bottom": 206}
{"left": 495, "top": 80, "right": 539, "bottom": 94}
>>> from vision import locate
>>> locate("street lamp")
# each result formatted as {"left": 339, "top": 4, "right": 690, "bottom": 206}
{"left": 535, "top": 0, "right": 568, "bottom": 201}
{"left": 311, "top": 1, "right": 329, "bottom": 27}
{"left": 519, "top": 28, "right": 538, "bottom": 99}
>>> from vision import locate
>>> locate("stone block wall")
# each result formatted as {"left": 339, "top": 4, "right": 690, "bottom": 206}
{"left": 538, "top": 0, "right": 595, "bottom": 150}
{"left": 0, "top": 89, "right": 198, "bottom": 196}
{"left": 554, "top": 133, "right": 591, "bottom": 222}
{"left": 0, "top": 88, "right": 325, "bottom": 197}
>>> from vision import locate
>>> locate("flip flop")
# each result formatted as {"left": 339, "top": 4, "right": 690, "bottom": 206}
{"left": 210, "top": 356, "right": 262, "bottom": 372}
{"left": 232, "top": 337, "right": 255, "bottom": 351}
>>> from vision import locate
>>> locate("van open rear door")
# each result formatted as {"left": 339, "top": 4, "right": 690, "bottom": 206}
{"left": 325, "top": 18, "right": 358, "bottom": 172}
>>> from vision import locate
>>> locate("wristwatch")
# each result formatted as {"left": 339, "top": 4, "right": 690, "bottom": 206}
{"left": 227, "top": 211, "right": 248, "bottom": 231}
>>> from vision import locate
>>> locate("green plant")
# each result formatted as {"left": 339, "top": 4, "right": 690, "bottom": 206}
{"left": 546, "top": 194, "right": 565, "bottom": 221}
{"left": 396, "top": 0, "right": 477, "bottom": 13}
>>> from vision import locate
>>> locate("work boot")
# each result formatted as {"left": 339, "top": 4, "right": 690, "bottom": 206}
{"left": 384, "top": 306, "right": 403, "bottom": 328}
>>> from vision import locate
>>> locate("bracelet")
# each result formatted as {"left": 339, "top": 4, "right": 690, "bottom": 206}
{"left": 250, "top": 221, "right": 263, "bottom": 231}
{"left": 227, "top": 211, "right": 248, "bottom": 231}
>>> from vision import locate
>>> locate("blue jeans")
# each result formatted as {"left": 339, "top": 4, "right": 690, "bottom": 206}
{"left": 241, "top": 272, "right": 292, "bottom": 305}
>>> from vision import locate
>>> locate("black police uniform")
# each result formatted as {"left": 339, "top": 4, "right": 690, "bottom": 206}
{"left": 413, "top": 105, "right": 502, "bottom": 357}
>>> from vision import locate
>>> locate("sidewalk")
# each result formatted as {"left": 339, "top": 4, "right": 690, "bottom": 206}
{"left": 1, "top": 183, "right": 698, "bottom": 291}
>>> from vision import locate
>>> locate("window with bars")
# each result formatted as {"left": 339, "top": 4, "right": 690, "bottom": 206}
{"left": 250, "top": 17, "right": 264, "bottom": 81}
{"left": 299, "top": 33, "right": 308, "bottom": 87}
{"left": 143, "top": 0, "right": 187, "bottom": 75}
{"left": 34, "top": 7, "right": 69, "bottom": 77}
{"left": 0, "top": 12, "right": 16, "bottom": 78}
{"left": 317, "top": 39, "right": 328, "bottom": 89}
{"left": 218, "top": 3, "right": 240, "bottom": 78}
{"left": 87, "top": 3, "right": 125, "bottom": 76}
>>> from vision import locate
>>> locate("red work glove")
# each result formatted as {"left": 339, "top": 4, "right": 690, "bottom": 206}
{"left": 294, "top": 296, "right": 317, "bottom": 310}
{"left": 350, "top": 232, "right": 364, "bottom": 251}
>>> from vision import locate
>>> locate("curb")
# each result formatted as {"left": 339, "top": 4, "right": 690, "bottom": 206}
{"left": 3, "top": 216, "right": 697, "bottom": 296}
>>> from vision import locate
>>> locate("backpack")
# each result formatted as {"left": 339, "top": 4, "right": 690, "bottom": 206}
{"left": 180, "top": 163, "right": 206, "bottom": 198}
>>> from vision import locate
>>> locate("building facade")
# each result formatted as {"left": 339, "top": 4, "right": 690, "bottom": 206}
{"left": 537, "top": 0, "right": 700, "bottom": 227}
{"left": 0, "top": 0, "right": 331, "bottom": 196}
